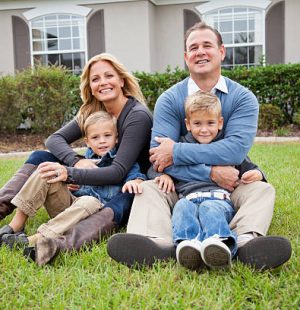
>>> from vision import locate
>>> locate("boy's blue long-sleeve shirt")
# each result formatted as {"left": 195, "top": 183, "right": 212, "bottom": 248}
{"left": 151, "top": 77, "right": 259, "bottom": 183}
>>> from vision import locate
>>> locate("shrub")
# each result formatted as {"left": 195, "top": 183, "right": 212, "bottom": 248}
{"left": 14, "top": 65, "right": 81, "bottom": 134}
{"left": 258, "top": 104, "right": 285, "bottom": 130}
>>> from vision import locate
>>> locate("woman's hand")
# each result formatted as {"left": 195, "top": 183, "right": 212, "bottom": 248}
{"left": 74, "top": 159, "right": 98, "bottom": 169}
{"left": 38, "top": 162, "right": 68, "bottom": 183}
{"left": 122, "top": 179, "right": 143, "bottom": 194}
{"left": 153, "top": 174, "right": 175, "bottom": 193}
{"left": 240, "top": 170, "right": 263, "bottom": 184}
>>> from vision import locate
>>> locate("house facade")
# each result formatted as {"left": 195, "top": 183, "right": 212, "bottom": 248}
{"left": 0, "top": 0, "right": 298, "bottom": 75}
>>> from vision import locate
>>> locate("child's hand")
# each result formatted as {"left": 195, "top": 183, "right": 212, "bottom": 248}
{"left": 154, "top": 174, "right": 175, "bottom": 193}
{"left": 240, "top": 170, "right": 263, "bottom": 184}
{"left": 68, "top": 184, "right": 80, "bottom": 192}
{"left": 122, "top": 179, "right": 143, "bottom": 194}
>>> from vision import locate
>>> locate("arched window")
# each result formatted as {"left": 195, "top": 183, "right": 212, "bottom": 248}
{"left": 30, "top": 14, "right": 86, "bottom": 74}
{"left": 205, "top": 7, "right": 264, "bottom": 69}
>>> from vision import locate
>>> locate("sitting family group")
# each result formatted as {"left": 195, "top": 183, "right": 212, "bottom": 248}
{"left": 0, "top": 22, "right": 292, "bottom": 271}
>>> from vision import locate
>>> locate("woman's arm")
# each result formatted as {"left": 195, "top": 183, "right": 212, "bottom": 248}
{"left": 45, "top": 119, "right": 84, "bottom": 167}
{"left": 66, "top": 108, "right": 152, "bottom": 186}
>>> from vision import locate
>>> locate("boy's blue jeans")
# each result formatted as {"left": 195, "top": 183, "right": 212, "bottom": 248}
{"left": 172, "top": 196, "right": 238, "bottom": 257}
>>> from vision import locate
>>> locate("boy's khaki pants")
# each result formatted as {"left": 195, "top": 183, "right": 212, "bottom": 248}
{"left": 127, "top": 180, "right": 275, "bottom": 245}
{"left": 11, "top": 170, "right": 102, "bottom": 239}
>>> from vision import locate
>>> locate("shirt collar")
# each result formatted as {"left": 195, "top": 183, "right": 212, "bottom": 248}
{"left": 187, "top": 75, "right": 228, "bottom": 95}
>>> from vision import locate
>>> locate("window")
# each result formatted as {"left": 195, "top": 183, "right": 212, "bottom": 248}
{"left": 30, "top": 14, "right": 86, "bottom": 74}
{"left": 205, "top": 7, "right": 264, "bottom": 69}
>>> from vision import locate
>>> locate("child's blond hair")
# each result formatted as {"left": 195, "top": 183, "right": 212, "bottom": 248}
{"left": 185, "top": 91, "right": 222, "bottom": 118}
{"left": 83, "top": 111, "right": 117, "bottom": 137}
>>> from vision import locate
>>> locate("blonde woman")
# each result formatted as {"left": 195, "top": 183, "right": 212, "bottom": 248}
{"left": 0, "top": 54, "right": 152, "bottom": 265}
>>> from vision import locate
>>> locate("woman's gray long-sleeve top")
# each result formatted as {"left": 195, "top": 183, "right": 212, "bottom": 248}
{"left": 45, "top": 97, "right": 153, "bottom": 186}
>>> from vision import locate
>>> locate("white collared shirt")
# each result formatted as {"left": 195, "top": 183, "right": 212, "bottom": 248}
{"left": 187, "top": 75, "right": 228, "bottom": 96}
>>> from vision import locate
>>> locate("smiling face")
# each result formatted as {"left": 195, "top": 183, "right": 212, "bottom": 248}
{"left": 185, "top": 110, "right": 223, "bottom": 144}
{"left": 184, "top": 29, "right": 225, "bottom": 80}
{"left": 84, "top": 119, "right": 118, "bottom": 156}
{"left": 89, "top": 60, "right": 125, "bottom": 104}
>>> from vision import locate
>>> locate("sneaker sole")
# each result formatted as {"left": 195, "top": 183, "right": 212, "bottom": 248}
{"left": 237, "top": 236, "right": 292, "bottom": 271}
{"left": 178, "top": 245, "right": 205, "bottom": 270}
{"left": 107, "top": 233, "right": 175, "bottom": 268}
{"left": 202, "top": 244, "right": 231, "bottom": 268}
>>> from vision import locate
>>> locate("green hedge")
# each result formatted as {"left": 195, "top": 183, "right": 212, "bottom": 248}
{"left": 0, "top": 63, "right": 299, "bottom": 134}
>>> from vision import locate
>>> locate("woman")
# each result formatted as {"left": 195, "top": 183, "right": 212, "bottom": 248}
{"left": 0, "top": 54, "right": 152, "bottom": 262}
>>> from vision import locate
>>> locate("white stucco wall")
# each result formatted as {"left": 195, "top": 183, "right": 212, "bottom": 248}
{"left": 284, "top": 0, "right": 300, "bottom": 63}
{"left": 153, "top": 3, "right": 197, "bottom": 72}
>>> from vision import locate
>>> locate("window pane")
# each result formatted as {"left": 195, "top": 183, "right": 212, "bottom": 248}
{"left": 249, "top": 19, "right": 255, "bottom": 31}
{"left": 32, "top": 28, "right": 44, "bottom": 39}
{"left": 72, "top": 26, "right": 79, "bottom": 37}
{"left": 222, "top": 33, "right": 233, "bottom": 44}
{"left": 234, "top": 32, "right": 247, "bottom": 44}
{"left": 249, "top": 46, "right": 262, "bottom": 64}
{"left": 33, "top": 41, "right": 45, "bottom": 51}
{"left": 34, "top": 54, "right": 47, "bottom": 66}
{"left": 220, "top": 8, "right": 232, "bottom": 14}
{"left": 59, "top": 39, "right": 72, "bottom": 50}
{"left": 234, "top": 19, "right": 247, "bottom": 32}
{"left": 48, "top": 54, "right": 59, "bottom": 66}
{"left": 47, "top": 39, "right": 58, "bottom": 50}
{"left": 59, "top": 26, "right": 71, "bottom": 38}
{"left": 234, "top": 8, "right": 246, "bottom": 13}
{"left": 220, "top": 21, "right": 232, "bottom": 32}
{"left": 46, "top": 27, "right": 57, "bottom": 39}
{"left": 248, "top": 32, "right": 255, "bottom": 43}
{"left": 61, "top": 53, "right": 73, "bottom": 69}
{"left": 223, "top": 47, "right": 233, "bottom": 66}
{"left": 234, "top": 47, "right": 248, "bottom": 64}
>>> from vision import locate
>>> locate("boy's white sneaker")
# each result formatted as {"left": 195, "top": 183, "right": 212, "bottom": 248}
{"left": 176, "top": 239, "right": 205, "bottom": 270}
{"left": 200, "top": 235, "right": 232, "bottom": 269}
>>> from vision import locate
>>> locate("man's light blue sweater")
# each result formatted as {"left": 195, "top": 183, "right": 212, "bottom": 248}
{"left": 151, "top": 76, "right": 258, "bottom": 183}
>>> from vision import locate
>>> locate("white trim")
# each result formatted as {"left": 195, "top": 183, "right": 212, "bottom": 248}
{"left": 0, "top": 0, "right": 206, "bottom": 11}
{"left": 23, "top": 3, "right": 91, "bottom": 20}
{"left": 196, "top": 0, "right": 271, "bottom": 14}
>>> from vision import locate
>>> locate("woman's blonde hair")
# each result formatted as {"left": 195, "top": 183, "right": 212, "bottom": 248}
{"left": 77, "top": 53, "right": 146, "bottom": 131}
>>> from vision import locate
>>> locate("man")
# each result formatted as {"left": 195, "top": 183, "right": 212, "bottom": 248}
{"left": 107, "top": 22, "right": 291, "bottom": 271}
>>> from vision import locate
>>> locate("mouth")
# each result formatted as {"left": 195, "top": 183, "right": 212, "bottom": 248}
{"left": 195, "top": 59, "right": 209, "bottom": 65}
{"left": 99, "top": 88, "right": 113, "bottom": 94}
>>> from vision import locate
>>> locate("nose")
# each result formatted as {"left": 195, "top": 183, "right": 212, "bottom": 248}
{"left": 196, "top": 46, "right": 205, "bottom": 56}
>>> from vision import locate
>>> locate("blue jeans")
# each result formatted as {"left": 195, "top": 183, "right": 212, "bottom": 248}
{"left": 25, "top": 150, "right": 61, "bottom": 165}
{"left": 172, "top": 197, "right": 238, "bottom": 257}
{"left": 103, "top": 192, "right": 134, "bottom": 225}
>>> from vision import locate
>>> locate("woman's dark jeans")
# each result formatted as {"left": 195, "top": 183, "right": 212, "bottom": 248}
{"left": 25, "top": 150, "right": 61, "bottom": 165}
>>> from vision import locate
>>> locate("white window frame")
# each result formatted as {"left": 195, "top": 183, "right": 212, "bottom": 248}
{"left": 23, "top": 4, "right": 90, "bottom": 74}
{"left": 195, "top": 0, "right": 271, "bottom": 69}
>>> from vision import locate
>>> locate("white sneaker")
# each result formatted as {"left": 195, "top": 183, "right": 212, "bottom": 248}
{"left": 200, "top": 235, "right": 232, "bottom": 269}
{"left": 176, "top": 239, "right": 205, "bottom": 270}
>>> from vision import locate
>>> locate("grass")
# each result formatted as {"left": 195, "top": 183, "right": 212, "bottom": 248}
{"left": 0, "top": 143, "right": 299, "bottom": 309}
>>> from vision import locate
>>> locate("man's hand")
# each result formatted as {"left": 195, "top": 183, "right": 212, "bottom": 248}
{"left": 149, "top": 137, "right": 175, "bottom": 172}
{"left": 210, "top": 166, "right": 240, "bottom": 192}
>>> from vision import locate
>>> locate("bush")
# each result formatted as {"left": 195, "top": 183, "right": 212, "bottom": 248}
{"left": 0, "top": 63, "right": 299, "bottom": 135}
{"left": 258, "top": 104, "right": 285, "bottom": 130}
{"left": 222, "top": 64, "right": 300, "bottom": 124}
{"left": 0, "top": 75, "right": 22, "bottom": 132}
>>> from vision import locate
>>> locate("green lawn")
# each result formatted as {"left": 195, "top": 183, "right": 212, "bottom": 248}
{"left": 0, "top": 143, "right": 299, "bottom": 309}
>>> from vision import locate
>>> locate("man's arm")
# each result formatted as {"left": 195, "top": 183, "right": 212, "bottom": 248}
{"left": 151, "top": 87, "right": 259, "bottom": 171}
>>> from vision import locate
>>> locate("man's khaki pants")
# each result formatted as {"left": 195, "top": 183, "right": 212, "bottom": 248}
{"left": 127, "top": 180, "right": 275, "bottom": 245}
{"left": 11, "top": 170, "right": 102, "bottom": 239}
